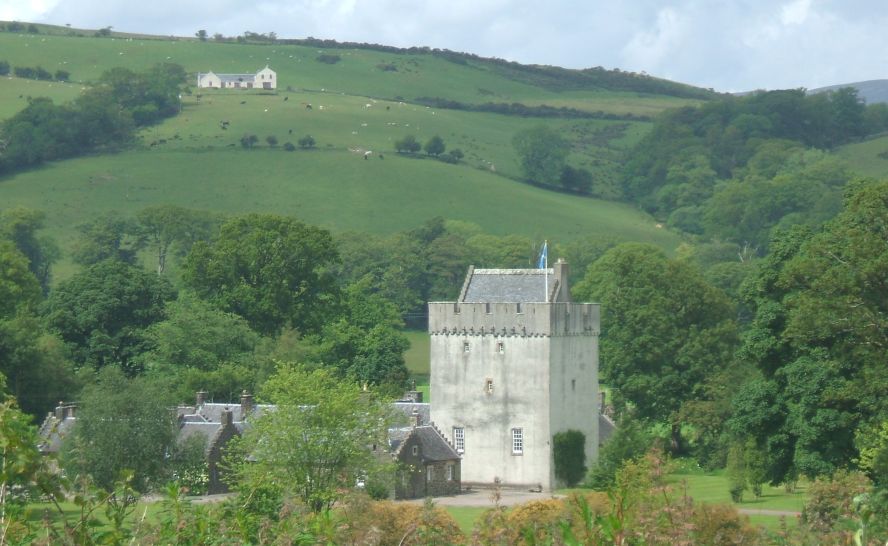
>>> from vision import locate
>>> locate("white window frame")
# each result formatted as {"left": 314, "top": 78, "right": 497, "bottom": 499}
{"left": 453, "top": 427, "right": 465, "bottom": 453}
{"left": 427, "top": 466, "right": 433, "bottom": 481}
{"left": 447, "top": 463, "right": 454, "bottom": 481}
{"left": 496, "top": 341, "right": 505, "bottom": 354}
{"left": 512, "top": 427, "right": 524, "bottom": 455}
{"left": 485, "top": 379, "right": 494, "bottom": 394}
{"left": 463, "top": 341, "right": 470, "bottom": 352}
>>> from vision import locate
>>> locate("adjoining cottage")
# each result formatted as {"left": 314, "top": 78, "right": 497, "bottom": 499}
{"left": 428, "top": 260, "right": 601, "bottom": 491}
{"left": 38, "top": 390, "right": 462, "bottom": 499}
{"left": 197, "top": 66, "right": 276, "bottom": 89}
{"left": 389, "top": 403, "right": 461, "bottom": 499}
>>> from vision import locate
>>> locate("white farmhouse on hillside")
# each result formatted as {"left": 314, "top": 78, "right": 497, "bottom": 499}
{"left": 197, "top": 66, "right": 276, "bottom": 89}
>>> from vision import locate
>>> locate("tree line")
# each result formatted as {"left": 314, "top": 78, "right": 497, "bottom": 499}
{"left": 621, "top": 87, "right": 888, "bottom": 248}
{"left": 0, "top": 62, "right": 187, "bottom": 175}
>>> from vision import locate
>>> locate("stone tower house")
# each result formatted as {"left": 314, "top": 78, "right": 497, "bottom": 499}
{"left": 429, "top": 260, "right": 600, "bottom": 491}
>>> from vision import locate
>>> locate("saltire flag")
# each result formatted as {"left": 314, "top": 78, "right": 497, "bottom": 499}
{"left": 537, "top": 241, "right": 548, "bottom": 269}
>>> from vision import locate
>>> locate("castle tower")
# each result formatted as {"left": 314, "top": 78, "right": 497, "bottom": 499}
{"left": 428, "top": 260, "right": 600, "bottom": 491}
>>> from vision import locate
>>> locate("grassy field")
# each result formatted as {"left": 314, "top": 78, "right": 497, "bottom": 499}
{"left": 0, "top": 30, "right": 702, "bottom": 116}
{"left": 0, "top": 146, "right": 682, "bottom": 280}
{"left": 838, "top": 134, "right": 888, "bottom": 178}
{"left": 0, "top": 76, "right": 84, "bottom": 118}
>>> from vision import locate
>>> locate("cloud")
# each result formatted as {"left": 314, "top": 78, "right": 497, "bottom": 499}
{"left": 3, "top": 0, "right": 887, "bottom": 92}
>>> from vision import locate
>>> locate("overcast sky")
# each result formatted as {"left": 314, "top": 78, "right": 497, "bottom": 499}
{"left": 1, "top": 0, "right": 885, "bottom": 92}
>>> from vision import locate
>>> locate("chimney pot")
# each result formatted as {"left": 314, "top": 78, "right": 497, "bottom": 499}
{"left": 412, "top": 408, "right": 422, "bottom": 427}
{"left": 222, "top": 408, "right": 234, "bottom": 426}
{"left": 196, "top": 390, "right": 207, "bottom": 406}
{"left": 240, "top": 390, "right": 253, "bottom": 415}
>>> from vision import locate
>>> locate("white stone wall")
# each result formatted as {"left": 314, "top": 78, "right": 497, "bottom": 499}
{"left": 548, "top": 332, "right": 599, "bottom": 487}
{"left": 430, "top": 333, "right": 552, "bottom": 488}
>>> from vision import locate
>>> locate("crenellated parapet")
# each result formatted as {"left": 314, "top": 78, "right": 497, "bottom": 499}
{"left": 428, "top": 302, "right": 599, "bottom": 337}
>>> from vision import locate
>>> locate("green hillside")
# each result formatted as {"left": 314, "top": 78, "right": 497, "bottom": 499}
{"left": 838, "top": 134, "right": 888, "bottom": 178}
{"left": 0, "top": 30, "right": 702, "bottom": 116}
{"left": 0, "top": 147, "right": 681, "bottom": 277}
{"left": 0, "top": 25, "right": 693, "bottom": 279}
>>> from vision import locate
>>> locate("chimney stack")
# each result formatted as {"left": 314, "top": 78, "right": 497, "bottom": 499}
{"left": 222, "top": 408, "right": 233, "bottom": 426}
{"left": 553, "top": 259, "right": 572, "bottom": 302}
{"left": 411, "top": 407, "right": 422, "bottom": 427}
{"left": 196, "top": 390, "right": 207, "bottom": 407}
{"left": 55, "top": 402, "right": 64, "bottom": 420}
{"left": 240, "top": 390, "right": 253, "bottom": 415}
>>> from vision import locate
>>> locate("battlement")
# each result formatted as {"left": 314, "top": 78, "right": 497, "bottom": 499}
{"left": 428, "top": 302, "right": 599, "bottom": 337}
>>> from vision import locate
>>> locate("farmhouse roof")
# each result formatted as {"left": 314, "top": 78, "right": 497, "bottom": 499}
{"left": 459, "top": 261, "right": 571, "bottom": 303}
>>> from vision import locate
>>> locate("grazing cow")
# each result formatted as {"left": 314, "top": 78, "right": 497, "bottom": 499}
{"left": 284, "top": 96, "right": 289, "bottom": 101}
{"left": 288, "top": 129, "right": 293, "bottom": 134}
{"left": 240, "top": 101, "right": 246, "bottom": 105}
{"left": 305, "top": 104, "right": 312, "bottom": 110}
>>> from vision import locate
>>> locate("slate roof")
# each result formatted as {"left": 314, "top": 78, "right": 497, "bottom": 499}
{"left": 413, "top": 426, "right": 461, "bottom": 462}
{"left": 392, "top": 402, "right": 430, "bottom": 426}
{"left": 37, "top": 415, "right": 76, "bottom": 454}
{"left": 462, "top": 268, "right": 555, "bottom": 303}
{"left": 599, "top": 414, "right": 616, "bottom": 445}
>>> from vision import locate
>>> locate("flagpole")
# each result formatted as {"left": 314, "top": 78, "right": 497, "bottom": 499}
{"left": 544, "top": 239, "right": 548, "bottom": 302}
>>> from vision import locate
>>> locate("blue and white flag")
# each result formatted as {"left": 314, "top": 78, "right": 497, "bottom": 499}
{"left": 537, "top": 241, "right": 548, "bottom": 269}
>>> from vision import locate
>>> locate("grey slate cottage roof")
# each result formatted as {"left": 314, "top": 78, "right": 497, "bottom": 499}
{"left": 390, "top": 425, "right": 460, "bottom": 462}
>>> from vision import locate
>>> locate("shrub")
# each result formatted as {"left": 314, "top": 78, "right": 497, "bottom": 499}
{"left": 802, "top": 470, "right": 871, "bottom": 532}
{"left": 376, "top": 62, "right": 397, "bottom": 72}
{"left": 240, "top": 134, "right": 259, "bottom": 149}
{"left": 13, "top": 66, "right": 35, "bottom": 79}
{"left": 265, "top": 135, "right": 278, "bottom": 147}
{"left": 298, "top": 135, "right": 315, "bottom": 148}
{"left": 0, "top": 60, "right": 9, "bottom": 76}
{"left": 726, "top": 443, "right": 748, "bottom": 503}
{"left": 34, "top": 66, "right": 52, "bottom": 81}
{"left": 283, "top": 142, "right": 296, "bottom": 152}
{"left": 394, "top": 135, "right": 421, "bottom": 154}
{"left": 27, "top": 24, "right": 39, "bottom": 34}
{"left": 587, "top": 416, "right": 652, "bottom": 488}
{"left": 54, "top": 69, "right": 70, "bottom": 82}
{"left": 554, "top": 430, "right": 587, "bottom": 487}
{"left": 316, "top": 53, "right": 341, "bottom": 64}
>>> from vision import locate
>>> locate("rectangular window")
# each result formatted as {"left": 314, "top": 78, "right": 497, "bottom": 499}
{"left": 427, "top": 466, "right": 433, "bottom": 481}
{"left": 453, "top": 427, "right": 465, "bottom": 453}
{"left": 447, "top": 464, "right": 454, "bottom": 481}
{"left": 485, "top": 379, "right": 494, "bottom": 394}
{"left": 463, "top": 341, "right": 470, "bottom": 352}
{"left": 496, "top": 341, "right": 505, "bottom": 354}
{"left": 412, "top": 445, "right": 418, "bottom": 456}
{"left": 512, "top": 428, "right": 524, "bottom": 455}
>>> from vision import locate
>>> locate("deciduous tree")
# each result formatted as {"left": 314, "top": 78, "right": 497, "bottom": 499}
{"left": 228, "top": 365, "right": 397, "bottom": 512}
{"left": 182, "top": 214, "right": 339, "bottom": 335}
